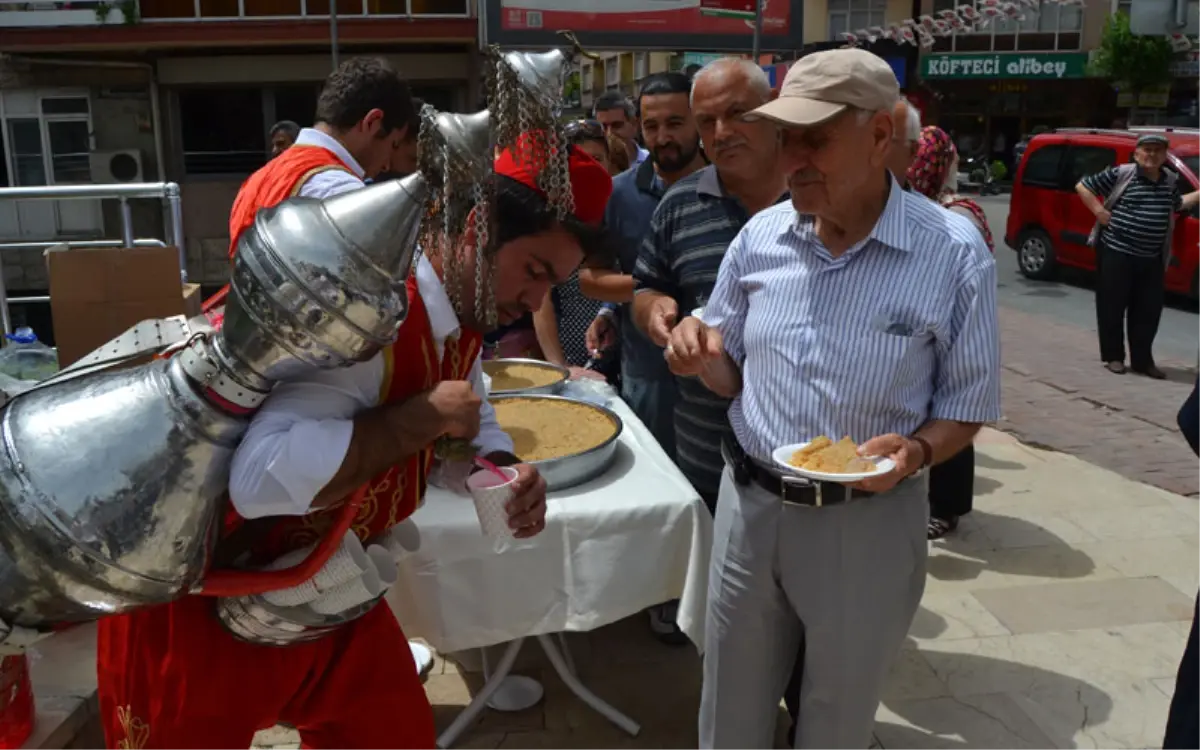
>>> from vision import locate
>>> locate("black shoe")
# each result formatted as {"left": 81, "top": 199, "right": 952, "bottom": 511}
{"left": 1105, "top": 361, "right": 1127, "bottom": 374}
{"left": 1133, "top": 365, "right": 1167, "bottom": 380}
{"left": 647, "top": 602, "right": 689, "bottom": 646}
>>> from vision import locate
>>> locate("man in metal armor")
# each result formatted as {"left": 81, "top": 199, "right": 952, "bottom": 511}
{"left": 94, "top": 135, "right": 614, "bottom": 750}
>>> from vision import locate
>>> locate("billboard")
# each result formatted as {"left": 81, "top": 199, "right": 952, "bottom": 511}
{"left": 482, "top": 0, "right": 804, "bottom": 52}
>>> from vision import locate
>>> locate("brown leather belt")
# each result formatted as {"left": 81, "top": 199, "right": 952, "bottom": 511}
{"left": 721, "top": 438, "right": 875, "bottom": 508}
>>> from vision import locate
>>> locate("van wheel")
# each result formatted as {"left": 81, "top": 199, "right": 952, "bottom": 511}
{"left": 1017, "top": 229, "right": 1057, "bottom": 280}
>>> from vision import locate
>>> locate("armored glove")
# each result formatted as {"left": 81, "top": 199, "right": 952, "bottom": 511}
{"left": 259, "top": 530, "right": 399, "bottom": 617}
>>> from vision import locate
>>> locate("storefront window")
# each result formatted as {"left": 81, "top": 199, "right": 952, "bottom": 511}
{"left": 828, "top": 0, "right": 887, "bottom": 39}
{"left": 931, "top": 0, "right": 1082, "bottom": 51}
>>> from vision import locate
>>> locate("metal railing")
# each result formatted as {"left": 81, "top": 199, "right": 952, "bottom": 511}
{"left": 0, "top": 182, "right": 185, "bottom": 337}
{"left": 140, "top": 0, "right": 471, "bottom": 21}
{"left": 0, "top": 0, "right": 470, "bottom": 27}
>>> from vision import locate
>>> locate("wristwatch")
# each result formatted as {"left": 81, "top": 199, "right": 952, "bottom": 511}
{"left": 908, "top": 436, "right": 933, "bottom": 478}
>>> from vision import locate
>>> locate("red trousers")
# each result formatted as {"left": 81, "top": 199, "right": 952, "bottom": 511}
{"left": 97, "top": 596, "right": 435, "bottom": 749}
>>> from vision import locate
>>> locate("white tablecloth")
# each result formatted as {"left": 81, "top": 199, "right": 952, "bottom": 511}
{"left": 385, "top": 389, "right": 713, "bottom": 654}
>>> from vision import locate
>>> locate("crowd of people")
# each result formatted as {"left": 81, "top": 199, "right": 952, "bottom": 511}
{"left": 86, "top": 48, "right": 1197, "bottom": 750}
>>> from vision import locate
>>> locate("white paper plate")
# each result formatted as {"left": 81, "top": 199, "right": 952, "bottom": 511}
{"left": 771, "top": 442, "right": 895, "bottom": 483}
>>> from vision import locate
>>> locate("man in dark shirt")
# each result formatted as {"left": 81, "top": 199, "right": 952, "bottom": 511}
{"left": 584, "top": 73, "right": 706, "bottom": 467}
{"left": 1076, "top": 134, "right": 1199, "bottom": 378}
{"left": 583, "top": 73, "right": 707, "bottom": 645}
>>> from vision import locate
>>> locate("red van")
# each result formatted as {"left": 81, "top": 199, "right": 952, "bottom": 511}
{"left": 1005, "top": 127, "right": 1200, "bottom": 298}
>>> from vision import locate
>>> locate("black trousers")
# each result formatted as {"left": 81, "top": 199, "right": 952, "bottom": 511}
{"left": 1164, "top": 597, "right": 1199, "bottom": 749}
{"left": 1095, "top": 246, "right": 1165, "bottom": 370}
{"left": 929, "top": 444, "right": 975, "bottom": 519}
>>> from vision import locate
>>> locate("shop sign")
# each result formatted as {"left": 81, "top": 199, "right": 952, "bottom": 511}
{"left": 1116, "top": 81, "right": 1172, "bottom": 109}
{"left": 921, "top": 52, "right": 1089, "bottom": 80}
{"left": 682, "top": 52, "right": 727, "bottom": 69}
{"left": 1170, "top": 51, "right": 1199, "bottom": 78}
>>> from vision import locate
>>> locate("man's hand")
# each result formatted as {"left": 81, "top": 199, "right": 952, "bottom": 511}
{"left": 664, "top": 316, "right": 723, "bottom": 377}
{"left": 1096, "top": 208, "right": 1112, "bottom": 225}
{"left": 848, "top": 434, "right": 923, "bottom": 494}
{"left": 647, "top": 296, "right": 680, "bottom": 348}
{"left": 505, "top": 463, "right": 548, "bottom": 538}
{"left": 586, "top": 314, "right": 617, "bottom": 355}
{"left": 422, "top": 380, "right": 481, "bottom": 440}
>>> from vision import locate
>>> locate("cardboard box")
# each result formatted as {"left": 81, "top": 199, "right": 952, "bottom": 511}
{"left": 46, "top": 245, "right": 195, "bottom": 367}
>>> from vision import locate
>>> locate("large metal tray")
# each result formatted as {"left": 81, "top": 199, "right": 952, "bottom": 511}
{"left": 482, "top": 358, "right": 569, "bottom": 396}
{"left": 489, "top": 394, "right": 624, "bottom": 491}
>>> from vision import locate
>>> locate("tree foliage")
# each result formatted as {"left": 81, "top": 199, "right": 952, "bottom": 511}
{"left": 1090, "top": 12, "right": 1174, "bottom": 92}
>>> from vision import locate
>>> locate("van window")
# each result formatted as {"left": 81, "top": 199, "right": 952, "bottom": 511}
{"left": 1021, "top": 144, "right": 1065, "bottom": 189}
{"left": 1067, "top": 146, "right": 1117, "bottom": 185}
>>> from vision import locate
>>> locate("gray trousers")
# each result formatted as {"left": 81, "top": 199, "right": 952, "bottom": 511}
{"left": 699, "top": 468, "right": 929, "bottom": 749}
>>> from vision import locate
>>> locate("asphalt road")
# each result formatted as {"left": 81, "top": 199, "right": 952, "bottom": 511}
{"left": 977, "top": 195, "right": 1199, "bottom": 365}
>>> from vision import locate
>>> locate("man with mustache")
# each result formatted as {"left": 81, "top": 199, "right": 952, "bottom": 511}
{"left": 580, "top": 71, "right": 707, "bottom": 644}
{"left": 632, "top": 57, "right": 787, "bottom": 512}
{"left": 666, "top": 49, "right": 1000, "bottom": 747}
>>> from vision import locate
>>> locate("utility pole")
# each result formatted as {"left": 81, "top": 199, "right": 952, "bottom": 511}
{"left": 751, "top": 0, "right": 764, "bottom": 61}
{"left": 330, "top": 1, "right": 340, "bottom": 70}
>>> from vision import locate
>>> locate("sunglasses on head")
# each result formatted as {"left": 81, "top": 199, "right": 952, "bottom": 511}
{"left": 564, "top": 119, "right": 606, "bottom": 142}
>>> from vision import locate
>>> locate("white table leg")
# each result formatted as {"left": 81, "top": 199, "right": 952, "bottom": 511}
{"left": 535, "top": 633, "right": 641, "bottom": 737}
{"left": 481, "top": 643, "right": 544, "bottom": 712}
{"left": 556, "top": 632, "right": 576, "bottom": 676}
{"left": 436, "top": 638, "right": 526, "bottom": 749}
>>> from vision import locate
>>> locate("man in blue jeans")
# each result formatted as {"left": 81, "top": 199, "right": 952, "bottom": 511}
{"left": 1164, "top": 377, "right": 1198, "bottom": 749}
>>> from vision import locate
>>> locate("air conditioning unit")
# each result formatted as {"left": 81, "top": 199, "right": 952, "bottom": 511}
{"left": 89, "top": 149, "right": 143, "bottom": 184}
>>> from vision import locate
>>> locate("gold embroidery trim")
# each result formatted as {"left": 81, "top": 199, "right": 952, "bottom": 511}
{"left": 116, "top": 705, "right": 150, "bottom": 749}
{"left": 378, "top": 344, "right": 395, "bottom": 404}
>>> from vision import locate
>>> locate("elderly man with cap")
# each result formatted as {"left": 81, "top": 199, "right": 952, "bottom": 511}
{"left": 665, "top": 49, "right": 1000, "bottom": 748}
{"left": 1076, "top": 133, "right": 1200, "bottom": 380}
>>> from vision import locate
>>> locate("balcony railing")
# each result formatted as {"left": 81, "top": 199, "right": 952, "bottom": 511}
{"left": 0, "top": 1, "right": 117, "bottom": 27}
{"left": 0, "top": 0, "right": 470, "bottom": 27}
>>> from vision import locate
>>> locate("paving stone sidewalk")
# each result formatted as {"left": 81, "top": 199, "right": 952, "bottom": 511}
{"left": 252, "top": 430, "right": 1199, "bottom": 750}
{"left": 997, "top": 307, "right": 1198, "bottom": 496}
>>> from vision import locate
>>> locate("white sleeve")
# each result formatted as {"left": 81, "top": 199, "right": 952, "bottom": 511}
{"left": 298, "top": 169, "right": 365, "bottom": 200}
{"left": 228, "top": 355, "right": 385, "bottom": 519}
{"left": 470, "top": 355, "right": 515, "bottom": 456}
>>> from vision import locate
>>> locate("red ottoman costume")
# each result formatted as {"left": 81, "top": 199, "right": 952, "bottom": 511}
{"left": 96, "top": 136, "right": 611, "bottom": 749}
{"left": 97, "top": 128, "right": 454, "bottom": 749}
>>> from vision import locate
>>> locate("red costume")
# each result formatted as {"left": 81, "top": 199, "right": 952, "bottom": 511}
{"left": 202, "top": 144, "right": 353, "bottom": 328}
{"left": 96, "top": 139, "right": 612, "bottom": 749}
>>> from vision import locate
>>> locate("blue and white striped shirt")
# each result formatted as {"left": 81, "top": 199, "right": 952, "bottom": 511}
{"left": 704, "top": 177, "right": 1002, "bottom": 463}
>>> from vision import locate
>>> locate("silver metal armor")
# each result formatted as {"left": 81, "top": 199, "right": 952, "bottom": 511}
{"left": 0, "top": 47, "right": 575, "bottom": 649}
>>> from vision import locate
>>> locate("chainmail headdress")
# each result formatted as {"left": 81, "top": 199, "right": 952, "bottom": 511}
{"left": 415, "top": 104, "right": 495, "bottom": 325}
{"left": 488, "top": 46, "right": 575, "bottom": 221}
{"left": 414, "top": 45, "right": 574, "bottom": 332}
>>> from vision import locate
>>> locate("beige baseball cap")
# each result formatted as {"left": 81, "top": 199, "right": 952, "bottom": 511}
{"left": 746, "top": 48, "right": 900, "bottom": 128}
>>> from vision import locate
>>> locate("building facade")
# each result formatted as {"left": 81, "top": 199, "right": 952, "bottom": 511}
{"left": 913, "top": 0, "right": 1110, "bottom": 172}
{"left": 0, "top": 0, "right": 479, "bottom": 319}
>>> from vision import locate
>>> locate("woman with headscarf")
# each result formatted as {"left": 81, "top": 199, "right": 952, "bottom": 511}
{"left": 906, "top": 126, "right": 995, "bottom": 540}
{"left": 907, "top": 125, "right": 995, "bottom": 252}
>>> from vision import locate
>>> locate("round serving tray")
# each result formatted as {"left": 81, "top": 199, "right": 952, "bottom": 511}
{"left": 482, "top": 358, "right": 569, "bottom": 397}
{"left": 488, "top": 394, "right": 624, "bottom": 491}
